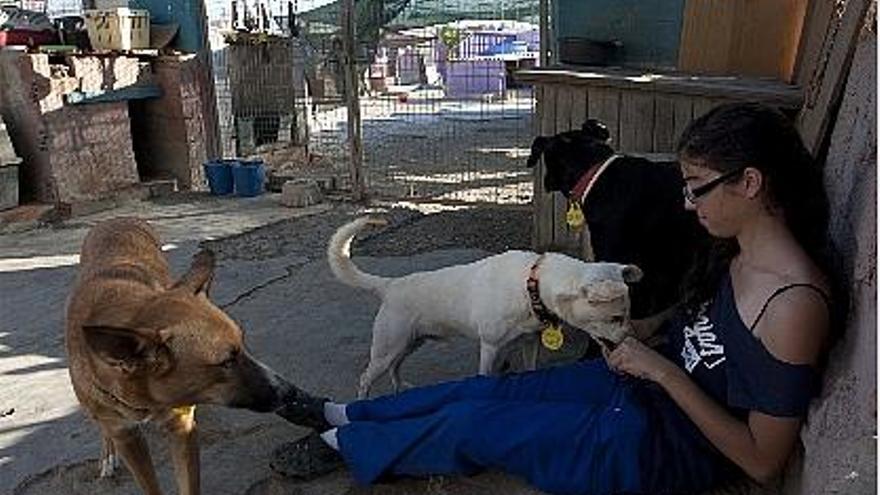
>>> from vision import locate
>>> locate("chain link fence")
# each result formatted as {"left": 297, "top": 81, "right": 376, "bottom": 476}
{"left": 207, "top": 0, "right": 540, "bottom": 206}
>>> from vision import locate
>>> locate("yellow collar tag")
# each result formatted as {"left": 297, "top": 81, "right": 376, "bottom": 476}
{"left": 172, "top": 405, "right": 196, "bottom": 418}
{"left": 541, "top": 324, "right": 564, "bottom": 351}
{"left": 566, "top": 203, "right": 585, "bottom": 230}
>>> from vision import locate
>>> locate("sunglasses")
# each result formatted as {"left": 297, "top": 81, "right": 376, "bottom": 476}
{"left": 682, "top": 167, "right": 746, "bottom": 204}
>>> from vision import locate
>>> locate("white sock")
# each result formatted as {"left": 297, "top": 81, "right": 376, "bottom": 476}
{"left": 323, "top": 401, "right": 350, "bottom": 427}
{"left": 320, "top": 428, "right": 340, "bottom": 451}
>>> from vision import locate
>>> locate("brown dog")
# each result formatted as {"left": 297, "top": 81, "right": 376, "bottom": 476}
{"left": 66, "top": 218, "right": 293, "bottom": 495}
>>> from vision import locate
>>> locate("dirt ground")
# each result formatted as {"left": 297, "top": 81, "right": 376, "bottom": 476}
{"left": 272, "top": 92, "right": 536, "bottom": 204}
{"left": 203, "top": 204, "right": 533, "bottom": 262}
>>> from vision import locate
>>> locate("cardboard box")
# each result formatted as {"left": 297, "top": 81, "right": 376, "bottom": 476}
{"left": 84, "top": 8, "right": 150, "bottom": 51}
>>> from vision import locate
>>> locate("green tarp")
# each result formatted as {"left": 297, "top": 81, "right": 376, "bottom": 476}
{"left": 300, "top": 0, "right": 538, "bottom": 39}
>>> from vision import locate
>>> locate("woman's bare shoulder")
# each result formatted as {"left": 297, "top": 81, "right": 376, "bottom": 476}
{"left": 752, "top": 266, "right": 831, "bottom": 366}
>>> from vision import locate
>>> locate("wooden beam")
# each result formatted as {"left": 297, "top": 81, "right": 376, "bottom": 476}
{"left": 535, "top": 84, "right": 557, "bottom": 251}
{"left": 795, "top": 0, "right": 873, "bottom": 155}
{"left": 66, "top": 85, "right": 162, "bottom": 104}
{"left": 514, "top": 67, "right": 802, "bottom": 108}
{"left": 341, "top": 0, "right": 365, "bottom": 200}
{"left": 539, "top": 0, "right": 549, "bottom": 66}
{"left": 619, "top": 91, "right": 655, "bottom": 152}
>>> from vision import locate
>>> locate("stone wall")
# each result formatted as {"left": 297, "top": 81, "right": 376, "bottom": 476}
{"left": 787, "top": 22, "right": 877, "bottom": 495}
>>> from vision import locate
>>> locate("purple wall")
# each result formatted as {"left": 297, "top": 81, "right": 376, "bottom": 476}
{"left": 434, "top": 41, "right": 448, "bottom": 82}
{"left": 456, "top": 32, "right": 514, "bottom": 59}
{"left": 445, "top": 59, "right": 506, "bottom": 98}
{"left": 516, "top": 30, "right": 540, "bottom": 52}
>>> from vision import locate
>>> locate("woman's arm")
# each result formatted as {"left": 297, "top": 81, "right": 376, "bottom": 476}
{"left": 657, "top": 361, "right": 801, "bottom": 482}
{"left": 607, "top": 339, "right": 801, "bottom": 482}
{"left": 607, "top": 288, "right": 828, "bottom": 483}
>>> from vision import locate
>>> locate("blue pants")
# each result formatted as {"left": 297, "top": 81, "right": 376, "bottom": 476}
{"left": 337, "top": 360, "right": 723, "bottom": 494}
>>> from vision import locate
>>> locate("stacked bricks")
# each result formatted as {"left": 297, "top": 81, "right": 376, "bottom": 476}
{"left": 0, "top": 52, "right": 148, "bottom": 204}
{"left": 132, "top": 54, "right": 216, "bottom": 191}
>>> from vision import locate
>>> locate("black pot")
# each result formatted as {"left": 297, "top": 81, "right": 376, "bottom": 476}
{"left": 558, "top": 37, "right": 622, "bottom": 66}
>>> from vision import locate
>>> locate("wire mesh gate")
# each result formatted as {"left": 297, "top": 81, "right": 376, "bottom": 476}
{"left": 207, "top": 0, "right": 539, "bottom": 206}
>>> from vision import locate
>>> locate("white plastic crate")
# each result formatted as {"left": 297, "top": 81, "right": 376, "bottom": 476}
{"left": 92, "top": 0, "right": 133, "bottom": 8}
{"left": 84, "top": 8, "right": 150, "bottom": 51}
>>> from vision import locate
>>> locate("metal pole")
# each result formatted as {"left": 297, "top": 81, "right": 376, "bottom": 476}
{"left": 539, "top": 0, "right": 549, "bottom": 66}
{"left": 341, "top": 0, "right": 366, "bottom": 200}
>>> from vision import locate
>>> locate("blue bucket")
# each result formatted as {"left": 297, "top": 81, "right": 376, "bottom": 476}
{"left": 203, "top": 160, "right": 235, "bottom": 195}
{"left": 232, "top": 159, "right": 266, "bottom": 197}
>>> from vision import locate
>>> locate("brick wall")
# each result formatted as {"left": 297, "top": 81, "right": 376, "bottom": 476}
{"left": 132, "top": 54, "right": 212, "bottom": 191}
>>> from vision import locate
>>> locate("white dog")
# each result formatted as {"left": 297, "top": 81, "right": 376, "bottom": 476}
{"left": 329, "top": 216, "right": 642, "bottom": 398}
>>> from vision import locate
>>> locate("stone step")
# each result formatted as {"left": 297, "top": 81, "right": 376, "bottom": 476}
{"left": 141, "top": 178, "right": 178, "bottom": 198}
{"left": 0, "top": 119, "right": 22, "bottom": 167}
{"left": 0, "top": 203, "right": 58, "bottom": 234}
{"left": 280, "top": 179, "right": 323, "bottom": 208}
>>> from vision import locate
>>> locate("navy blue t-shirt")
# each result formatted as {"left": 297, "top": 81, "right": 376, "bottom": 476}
{"left": 662, "top": 272, "right": 819, "bottom": 418}
{"left": 640, "top": 271, "right": 822, "bottom": 490}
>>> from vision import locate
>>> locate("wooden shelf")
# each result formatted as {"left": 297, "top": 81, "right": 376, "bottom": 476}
{"left": 514, "top": 66, "right": 802, "bottom": 109}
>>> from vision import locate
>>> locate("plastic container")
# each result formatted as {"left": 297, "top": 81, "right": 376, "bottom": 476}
{"left": 84, "top": 8, "right": 150, "bottom": 51}
{"left": 232, "top": 160, "right": 265, "bottom": 197}
{"left": 0, "top": 29, "right": 58, "bottom": 48}
{"left": 203, "top": 160, "right": 234, "bottom": 195}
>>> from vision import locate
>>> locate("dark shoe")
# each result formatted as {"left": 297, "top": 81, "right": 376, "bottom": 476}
{"left": 275, "top": 386, "right": 331, "bottom": 431}
{"left": 270, "top": 432, "right": 345, "bottom": 480}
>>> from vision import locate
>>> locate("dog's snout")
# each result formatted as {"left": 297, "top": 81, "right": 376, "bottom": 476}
{"left": 223, "top": 354, "right": 293, "bottom": 412}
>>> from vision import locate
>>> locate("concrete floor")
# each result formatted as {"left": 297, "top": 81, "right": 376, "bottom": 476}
{"left": 0, "top": 193, "right": 546, "bottom": 494}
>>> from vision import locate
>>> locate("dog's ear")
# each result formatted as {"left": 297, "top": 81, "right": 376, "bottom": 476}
{"left": 82, "top": 325, "right": 172, "bottom": 374}
{"left": 173, "top": 249, "right": 215, "bottom": 296}
{"left": 526, "top": 136, "right": 550, "bottom": 168}
{"left": 582, "top": 119, "right": 611, "bottom": 143}
{"left": 621, "top": 264, "right": 644, "bottom": 285}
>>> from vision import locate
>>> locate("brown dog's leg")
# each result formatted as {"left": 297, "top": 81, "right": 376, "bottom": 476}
{"left": 106, "top": 424, "right": 163, "bottom": 495}
{"left": 164, "top": 406, "right": 200, "bottom": 495}
{"left": 99, "top": 434, "right": 119, "bottom": 478}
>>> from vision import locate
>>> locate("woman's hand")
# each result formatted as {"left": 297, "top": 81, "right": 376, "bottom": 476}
{"left": 603, "top": 336, "right": 678, "bottom": 383}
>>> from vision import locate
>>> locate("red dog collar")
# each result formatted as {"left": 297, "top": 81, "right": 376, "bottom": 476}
{"left": 526, "top": 256, "right": 561, "bottom": 327}
{"left": 569, "top": 154, "right": 619, "bottom": 205}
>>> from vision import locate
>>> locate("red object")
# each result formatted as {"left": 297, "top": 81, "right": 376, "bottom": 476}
{"left": 0, "top": 29, "right": 58, "bottom": 48}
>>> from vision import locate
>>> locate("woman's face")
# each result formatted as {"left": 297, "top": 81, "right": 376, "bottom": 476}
{"left": 680, "top": 160, "right": 750, "bottom": 238}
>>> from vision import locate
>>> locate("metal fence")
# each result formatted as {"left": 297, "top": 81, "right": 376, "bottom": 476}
{"left": 212, "top": 0, "right": 540, "bottom": 205}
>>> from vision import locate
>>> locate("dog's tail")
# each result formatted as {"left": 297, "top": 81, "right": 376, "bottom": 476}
{"left": 327, "top": 216, "right": 391, "bottom": 295}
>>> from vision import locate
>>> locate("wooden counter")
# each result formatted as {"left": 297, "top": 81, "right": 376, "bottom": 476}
{"left": 516, "top": 65, "right": 802, "bottom": 252}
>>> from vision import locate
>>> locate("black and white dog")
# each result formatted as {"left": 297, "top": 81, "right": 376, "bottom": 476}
{"left": 527, "top": 119, "right": 705, "bottom": 319}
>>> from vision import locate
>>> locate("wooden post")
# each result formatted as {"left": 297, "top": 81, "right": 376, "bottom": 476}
{"left": 795, "top": 0, "right": 873, "bottom": 156}
{"left": 341, "top": 0, "right": 365, "bottom": 200}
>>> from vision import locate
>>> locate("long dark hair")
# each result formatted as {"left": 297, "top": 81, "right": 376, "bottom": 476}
{"left": 676, "top": 102, "right": 830, "bottom": 313}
